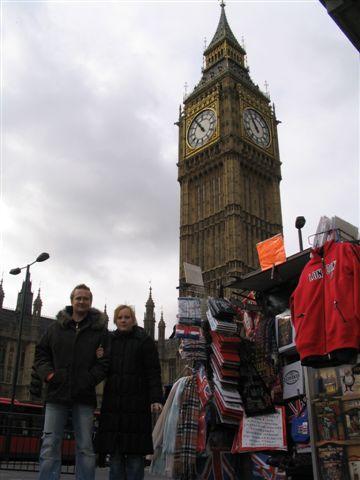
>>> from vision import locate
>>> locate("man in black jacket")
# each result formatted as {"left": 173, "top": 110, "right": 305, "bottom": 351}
{"left": 35, "top": 284, "right": 109, "bottom": 480}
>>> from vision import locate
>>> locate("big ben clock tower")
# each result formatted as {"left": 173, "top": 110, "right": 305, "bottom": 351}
{"left": 178, "top": 2, "right": 283, "bottom": 295}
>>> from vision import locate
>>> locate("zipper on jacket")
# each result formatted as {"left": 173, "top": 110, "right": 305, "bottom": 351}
{"left": 321, "top": 255, "right": 327, "bottom": 354}
{"left": 334, "top": 300, "right": 347, "bottom": 323}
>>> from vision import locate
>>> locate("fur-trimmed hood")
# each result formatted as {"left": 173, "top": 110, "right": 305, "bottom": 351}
{"left": 57, "top": 306, "right": 107, "bottom": 330}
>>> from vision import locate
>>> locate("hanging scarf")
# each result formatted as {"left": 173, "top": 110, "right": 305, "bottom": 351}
{"left": 173, "top": 375, "right": 200, "bottom": 479}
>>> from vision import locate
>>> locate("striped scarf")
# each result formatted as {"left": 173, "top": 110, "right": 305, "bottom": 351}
{"left": 173, "top": 375, "right": 200, "bottom": 479}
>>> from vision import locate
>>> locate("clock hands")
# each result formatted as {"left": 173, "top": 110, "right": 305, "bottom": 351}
{"left": 194, "top": 118, "right": 205, "bottom": 132}
{"left": 250, "top": 116, "right": 260, "bottom": 134}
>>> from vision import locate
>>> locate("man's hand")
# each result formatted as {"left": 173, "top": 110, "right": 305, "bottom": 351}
{"left": 151, "top": 403, "right": 163, "bottom": 413}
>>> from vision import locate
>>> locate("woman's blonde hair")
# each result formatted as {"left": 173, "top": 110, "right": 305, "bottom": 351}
{"left": 113, "top": 304, "right": 137, "bottom": 325}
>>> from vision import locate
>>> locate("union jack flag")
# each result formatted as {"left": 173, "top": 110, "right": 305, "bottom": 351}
{"left": 197, "top": 449, "right": 240, "bottom": 480}
{"left": 197, "top": 365, "right": 213, "bottom": 407}
{"left": 251, "top": 453, "right": 286, "bottom": 480}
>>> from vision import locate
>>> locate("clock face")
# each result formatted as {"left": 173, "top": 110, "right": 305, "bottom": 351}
{"left": 187, "top": 109, "right": 217, "bottom": 149}
{"left": 243, "top": 108, "right": 270, "bottom": 148}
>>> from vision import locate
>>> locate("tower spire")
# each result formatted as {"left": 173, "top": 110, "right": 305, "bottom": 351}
{"left": 103, "top": 304, "right": 109, "bottom": 328}
{"left": 16, "top": 275, "right": 33, "bottom": 315}
{"left": 144, "top": 285, "right": 155, "bottom": 339}
{"left": 204, "top": 0, "right": 244, "bottom": 56}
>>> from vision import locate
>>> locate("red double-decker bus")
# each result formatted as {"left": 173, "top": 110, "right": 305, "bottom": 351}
{"left": 0, "top": 397, "right": 99, "bottom": 463}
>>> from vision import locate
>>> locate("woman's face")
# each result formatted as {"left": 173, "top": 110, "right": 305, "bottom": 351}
{"left": 115, "top": 307, "right": 135, "bottom": 332}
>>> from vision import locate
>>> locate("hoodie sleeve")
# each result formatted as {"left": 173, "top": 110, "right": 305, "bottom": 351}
{"left": 142, "top": 336, "right": 163, "bottom": 404}
{"left": 34, "top": 328, "right": 55, "bottom": 382}
{"left": 88, "top": 328, "right": 110, "bottom": 385}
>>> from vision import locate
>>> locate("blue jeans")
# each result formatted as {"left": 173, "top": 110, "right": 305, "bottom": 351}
{"left": 109, "top": 452, "right": 144, "bottom": 480}
{"left": 38, "top": 403, "right": 96, "bottom": 480}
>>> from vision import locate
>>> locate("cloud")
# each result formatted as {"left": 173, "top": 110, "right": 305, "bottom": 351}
{"left": 1, "top": 2, "right": 358, "bottom": 335}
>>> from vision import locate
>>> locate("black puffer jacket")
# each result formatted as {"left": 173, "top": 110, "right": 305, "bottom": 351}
{"left": 96, "top": 326, "right": 162, "bottom": 455}
{"left": 35, "top": 307, "right": 109, "bottom": 407}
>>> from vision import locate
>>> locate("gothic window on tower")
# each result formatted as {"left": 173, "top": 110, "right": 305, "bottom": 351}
{"left": 218, "top": 176, "right": 222, "bottom": 209}
{"left": 197, "top": 185, "right": 201, "bottom": 220}
{"left": 212, "top": 177, "right": 216, "bottom": 213}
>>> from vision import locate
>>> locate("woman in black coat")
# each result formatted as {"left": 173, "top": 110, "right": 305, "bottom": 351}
{"left": 96, "top": 305, "right": 163, "bottom": 480}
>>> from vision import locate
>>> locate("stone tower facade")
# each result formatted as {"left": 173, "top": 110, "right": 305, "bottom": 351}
{"left": 178, "top": 4, "right": 283, "bottom": 295}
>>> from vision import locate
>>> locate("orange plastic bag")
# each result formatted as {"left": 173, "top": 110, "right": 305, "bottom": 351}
{"left": 256, "top": 233, "right": 286, "bottom": 271}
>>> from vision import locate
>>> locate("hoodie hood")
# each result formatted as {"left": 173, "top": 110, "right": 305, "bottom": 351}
{"left": 56, "top": 306, "right": 107, "bottom": 330}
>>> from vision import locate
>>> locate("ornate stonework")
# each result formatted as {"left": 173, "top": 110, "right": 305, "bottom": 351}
{"left": 178, "top": 4, "right": 283, "bottom": 296}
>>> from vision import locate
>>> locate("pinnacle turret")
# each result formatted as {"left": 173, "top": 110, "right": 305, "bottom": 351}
{"left": 103, "top": 304, "right": 109, "bottom": 328}
{"left": 158, "top": 309, "right": 166, "bottom": 345}
{"left": 33, "top": 288, "right": 42, "bottom": 317}
{"left": 0, "top": 279, "right": 4, "bottom": 309}
{"left": 146, "top": 286, "right": 154, "bottom": 307}
{"left": 144, "top": 286, "right": 155, "bottom": 339}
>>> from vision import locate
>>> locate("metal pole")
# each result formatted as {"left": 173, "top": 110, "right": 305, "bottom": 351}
{"left": 297, "top": 228, "right": 304, "bottom": 252}
{"left": 10, "top": 264, "right": 30, "bottom": 406}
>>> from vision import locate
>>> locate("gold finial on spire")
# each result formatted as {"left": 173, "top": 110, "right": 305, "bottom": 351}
{"left": 264, "top": 80, "right": 270, "bottom": 99}
{"left": 220, "top": 0, "right": 226, "bottom": 9}
{"left": 183, "top": 82, "right": 189, "bottom": 101}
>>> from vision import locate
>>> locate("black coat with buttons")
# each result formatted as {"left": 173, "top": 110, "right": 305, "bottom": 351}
{"left": 34, "top": 306, "right": 109, "bottom": 407}
{"left": 95, "top": 326, "right": 163, "bottom": 455}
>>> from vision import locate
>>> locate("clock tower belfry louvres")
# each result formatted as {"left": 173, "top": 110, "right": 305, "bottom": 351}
{"left": 178, "top": 3, "right": 283, "bottom": 295}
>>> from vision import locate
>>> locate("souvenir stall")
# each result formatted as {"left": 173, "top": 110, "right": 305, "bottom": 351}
{"left": 151, "top": 219, "right": 359, "bottom": 480}
{"left": 227, "top": 222, "right": 360, "bottom": 480}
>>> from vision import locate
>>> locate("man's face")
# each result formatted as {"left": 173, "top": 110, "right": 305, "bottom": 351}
{"left": 71, "top": 288, "right": 92, "bottom": 317}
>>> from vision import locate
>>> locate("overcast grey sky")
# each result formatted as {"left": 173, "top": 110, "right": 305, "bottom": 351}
{"left": 1, "top": 0, "right": 359, "bottom": 335}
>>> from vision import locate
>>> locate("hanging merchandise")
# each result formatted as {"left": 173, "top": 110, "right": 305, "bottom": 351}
{"left": 237, "top": 338, "right": 275, "bottom": 417}
{"left": 173, "top": 376, "right": 200, "bottom": 480}
{"left": 275, "top": 309, "right": 296, "bottom": 354}
{"left": 231, "top": 406, "right": 287, "bottom": 453}
{"left": 253, "top": 315, "right": 283, "bottom": 403}
{"left": 208, "top": 297, "right": 236, "bottom": 321}
{"left": 291, "top": 240, "right": 360, "bottom": 367}
{"left": 251, "top": 453, "right": 287, "bottom": 479}
{"left": 286, "top": 397, "right": 310, "bottom": 454}
{"left": 197, "top": 447, "right": 240, "bottom": 479}
{"left": 178, "top": 297, "right": 202, "bottom": 326}
{"left": 282, "top": 361, "right": 304, "bottom": 400}
{"left": 151, "top": 377, "right": 189, "bottom": 478}
{"left": 196, "top": 365, "right": 212, "bottom": 408}
{"left": 290, "top": 406, "right": 310, "bottom": 444}
{"left": 180, "top": 338, "right": 207, "bottom": 362}
{"left": 175, "top": 324, "right": 201, "bottom": 340}
{"left": 317, "top": 444, "right": 348, "bottom": 480}
{"left": 256, "top": 233, "right": 287, "bottom": 271}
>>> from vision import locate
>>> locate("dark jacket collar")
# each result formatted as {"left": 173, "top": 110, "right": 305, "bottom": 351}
{"left": 113, "top": 325, "right": 146, "bottom": 339}
{"left": 57, "top": 306, "right": 107, "bottom": 331}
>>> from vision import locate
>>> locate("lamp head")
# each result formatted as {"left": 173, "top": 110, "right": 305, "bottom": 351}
{"left": 9, "top": 268, "right": 21, "bottom": 275}
{"left": 295, "top": 216, "right": 306, "bottom": 230}
{"left": 36, "top": 252, "right": 50, "bottom": 263}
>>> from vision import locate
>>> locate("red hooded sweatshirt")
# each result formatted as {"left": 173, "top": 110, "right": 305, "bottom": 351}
{"left": 291, "top": 240, "right": 360, "bottom": 365}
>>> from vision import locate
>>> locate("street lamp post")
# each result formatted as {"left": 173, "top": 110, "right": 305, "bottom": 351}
{"left": 295, "top": 216, "right": 306, "bottom": 252}
{"left": 9, "top": 252, "right": 50, "bottom": 406}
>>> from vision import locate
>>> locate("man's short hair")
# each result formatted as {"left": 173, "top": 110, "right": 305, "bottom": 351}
{"left": 70, "top": 284, "right": 93, "bottom": 302}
